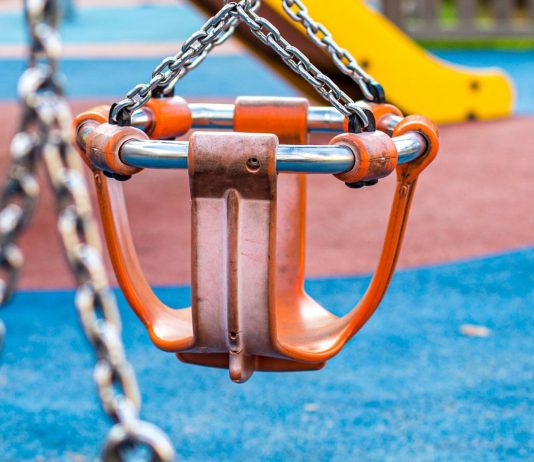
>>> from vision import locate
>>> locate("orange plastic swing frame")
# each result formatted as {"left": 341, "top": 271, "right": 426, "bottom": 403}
{"left": 73, "top": 97, "right": 438, "bottom": 383}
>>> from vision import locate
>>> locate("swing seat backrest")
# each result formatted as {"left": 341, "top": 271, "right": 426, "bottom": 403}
{"left": 180, "top": 97, "right": 356, "bottom": 382}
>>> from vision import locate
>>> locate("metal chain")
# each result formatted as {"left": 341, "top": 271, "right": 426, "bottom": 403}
{"left": 233, "top": 3, "right": 370, "bottom": 124}
{"left": 0, "top": 103, "right": 40, "bottom": 346}
{"left": 110, "top": 1, "right": 259, "bottom": 124}
{"left": 282, "top": 0, "right": 383, "bottom": 102}
{"left": 0, "top": 3, "right": 44, "bottom": 336}
{"left": 111, "top": 0, "right": 369, "bottom": 128}
{"left": 160, "top": 0, "right": 261, "bottom": 99}
{"left": 0, "top": 1, "right": 175, "bottom": 460}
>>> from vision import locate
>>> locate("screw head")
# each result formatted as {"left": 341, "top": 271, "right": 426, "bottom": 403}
{"left": 246, "top": 157, "right": 261, "bottom": 172}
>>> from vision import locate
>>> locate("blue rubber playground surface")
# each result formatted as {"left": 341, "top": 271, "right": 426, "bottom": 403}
{"left": 0, "top": 3, "right": 533, "bottom": 461}
{"left": 1, "top": 249, "right": 533, "bottom": 461}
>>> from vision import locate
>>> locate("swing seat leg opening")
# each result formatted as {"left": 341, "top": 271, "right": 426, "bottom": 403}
{"left": 182, "top": 132, "right": 327, "bottom": 383}
{"left": 179, "top": 97, "right": 327, "bottom": 380}
{"left": 180, "top": 97, "right": 331, "bottom": 379}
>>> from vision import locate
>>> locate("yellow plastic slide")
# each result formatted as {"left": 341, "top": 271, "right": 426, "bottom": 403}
{"left": 263, "top": 0, "right": 514, "bottom": 123}
{"left": 191, "top": 0, "right": 514, "bottom": 123}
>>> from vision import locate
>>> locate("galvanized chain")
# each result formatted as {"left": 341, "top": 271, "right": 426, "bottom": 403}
{"left": 282, "top": 0, "right": 384, "bottom": 102}
{"left": 0, "top": 1, "right": 175, "bottom": 460}
{"left": 233, "top": 2, "right": 370, "bottom": 124}
{"left": 111, "top": 0, "right": 369, "bottom": 128}
{"left": 110, "top": 0, "right": 260, "bottom": 124}
{"left": 0, "top": 3, "right": 45, "bottom": 341}
{"left": 0, "top": 104, "right": 40, "bottom": 346}
{"left": 160, "top": 0, "right": 261, "bottom": 99}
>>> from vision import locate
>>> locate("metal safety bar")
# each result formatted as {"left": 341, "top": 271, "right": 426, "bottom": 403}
{"left": 119, "top": 133, "right": 426, "bottom": 174}
{"left": 130, "top": 104, "right": 404, "bottom": 134}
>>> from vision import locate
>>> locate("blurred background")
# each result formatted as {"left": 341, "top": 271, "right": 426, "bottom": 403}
{"left": 0, "top": 1, "right": 532, "bottom": 461}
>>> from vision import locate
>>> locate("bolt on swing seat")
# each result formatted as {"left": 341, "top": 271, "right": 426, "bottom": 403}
{"left": 73, "top": 96, "right": 439, "bottom": 383}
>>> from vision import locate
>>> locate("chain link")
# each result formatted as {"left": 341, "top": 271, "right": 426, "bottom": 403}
{"left": 0, "top": 1, "right": 175, "bottom": 460}
{"left": 111, "top": 0, "right": 369, "bottom": 128}
{"left": 282, "top": 0, "right": 382, "bottom": 102}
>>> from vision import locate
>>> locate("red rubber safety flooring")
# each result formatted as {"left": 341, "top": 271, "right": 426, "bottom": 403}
{"left": 1, "top": 99, "right": 533, "bottom": 289}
